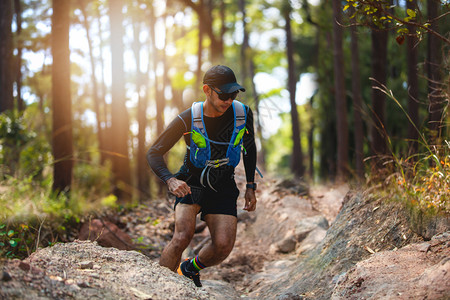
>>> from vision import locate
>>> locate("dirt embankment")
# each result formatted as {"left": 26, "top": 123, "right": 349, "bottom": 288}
{"left": 1, "top": 178, "right": 449, "bottom": 299}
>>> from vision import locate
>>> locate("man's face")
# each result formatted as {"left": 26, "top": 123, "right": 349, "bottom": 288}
{"left": 206, "top": 85, "right": 235, "bottom": 114}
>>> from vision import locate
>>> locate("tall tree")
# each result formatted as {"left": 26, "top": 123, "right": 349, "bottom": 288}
{"left": 109, "top": 0, "right": 131, "bottom": 201}
{"left": 427, "top": 0, "right": 443, "bottom": 144}
{"left": 284, "top": 3, "right": 304, "bottom": 178}
{"left": 195, "top": 0, "right": 204, "bottom": 100}
{"left": 14, "top": 0, "right": 24, "bottom": 112}
{"left": 239, "top": 0, "right": 265, "bottom": 168}
{"left": 51, "top": 0, "right": 73, "bottom": 193}
{"left": 349, "top": 7, "right": 364, "bottom": 180}
{"left": 79, "top": 0, "right": 107, "bottom": 164}
{"left": 131, "top": 14, "right": 150, "bottom": 201}
{"left": 406, "top": 0, "right": 419, "bottom": 156}
{"left": 180, "top": 0, "right": 224, "bottom": 62}
{"left": 332, "top": 0, "right": 349, "bottom": 180}
{"left": 0, "top": 0, "right": 14, "bottom": 112}
{"left": 148, "top": 4, "right": 166, "bottom": 196}
{"left": 370, "top": 26, "right": 388, "bottom": 160}
{"left": 239, "top": 0, "right": 249, "bottom": 84}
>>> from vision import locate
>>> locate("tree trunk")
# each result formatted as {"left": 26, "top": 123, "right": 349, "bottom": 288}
{"left": 406, "top": 0, "right": 419, "bottom": 156}
{"left": 249, "top": 58, "right": 265, "bottom": 169}
{"left": 180, "top": 0, "right": 223, "bottom": 63}
{"left": 14, "top": 0, "right": 24, "bottom": 112}
{"left": 370, "top": 28, "right": 388, "bottom": 159}
{"left": 79, "top": 0, "right": 106, "bottom": 164}
{"left": 109, "top": 0, "right": 131, "bottom": 202}
{"left": 239, "top": 0, "right": 248, "bottom": 86}
{"left": 427, "top": 0, "right": 443, "bottom": 145}
{"left": 332, "top": 0, "right": 349, "bottom": 180}
{"left": 284, "top": 5, "right": 304, "bottom": 178}
{"left": 95, "top": 3, "right": 110, "bottom": 163}
{"left": 132, "top": 20, "right": 150, "bottom": 202}
{"left": 308, "top": 96, "right": 315, "bottom": 180}
{"left": 149, "top": 5, "right": 166, "bottom": 196}
{"left": 349, "top": 7, "right": 364, "bottom": 181}
{"left": 195, "top": 0, "right": 203, "bottom": 101}
{"left": 51, "top": 0, "right": 73, "bottom": 193}
{"left": 0, "top": 0, "right": 14, "bottom": 112}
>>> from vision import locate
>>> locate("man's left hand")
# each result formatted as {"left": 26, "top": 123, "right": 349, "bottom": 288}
{"left": 244, "top": 188, "right": 257, "bottom": 211}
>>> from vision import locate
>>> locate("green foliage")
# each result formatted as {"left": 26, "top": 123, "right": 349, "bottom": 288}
{"left": 343, "top": 0, "right": 449, "bottom": 45}
{"left": 0, "top": 223, "right": 33, "bottom": 258}
{"left": 0, "top": 111, "right": 37, "bottom": 176}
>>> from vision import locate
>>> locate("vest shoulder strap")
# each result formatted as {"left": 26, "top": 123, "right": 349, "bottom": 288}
{"left": 233, "top": 100, "right": 246, "bottom": 128}
{"left": 191, "top": 102, "right": 204, "bottom": 130}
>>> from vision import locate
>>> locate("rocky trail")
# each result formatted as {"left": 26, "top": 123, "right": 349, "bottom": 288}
{"left": 1, "top": 171, "right": 449, "bottom": 299}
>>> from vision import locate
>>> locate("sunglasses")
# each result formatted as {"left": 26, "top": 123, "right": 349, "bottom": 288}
{"left": 208, "top": 85, "right": 239, "bottom": 101}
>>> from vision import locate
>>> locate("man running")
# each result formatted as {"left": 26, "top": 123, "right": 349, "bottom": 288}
{"left": 147, "top": 65, "right": 258, "bottom": 287}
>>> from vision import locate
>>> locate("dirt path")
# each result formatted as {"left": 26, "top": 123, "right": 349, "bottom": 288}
{"left": 2, "top": 177, "right": 449, "bottom": 299}
{"left": 197, "top": 179, "right": 349, "bottom": 298}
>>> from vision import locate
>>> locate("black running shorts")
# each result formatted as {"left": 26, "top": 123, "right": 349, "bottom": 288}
{"left": 174, "top": 178, "right": 240, "bottom": 220}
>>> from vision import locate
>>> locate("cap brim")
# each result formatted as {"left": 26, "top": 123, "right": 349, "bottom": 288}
{"left": 218, "top": 82, "right": 246, "bottom": 93}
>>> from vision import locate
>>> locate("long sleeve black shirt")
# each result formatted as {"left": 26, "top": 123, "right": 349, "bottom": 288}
{"left": 147, "top": 103, "right": 257, "bottom": 185}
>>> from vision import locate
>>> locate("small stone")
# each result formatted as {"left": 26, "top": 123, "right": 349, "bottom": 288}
{"left": 418, "top": 242, "right": 431, "bottom": 252}
{"left": 77, "top": 280, "right": 89, "bottom": 288}
{"left": 277, "top": 237, "right": 297, "bottom": 253}
{"left": 79, "top": 261, "right": 94, "bottom": 269}
{"left": 1, "top": 271, "right": 12, "bottom": 282}
{"left": 19, "top": 262, "right": 31, "bottom": 272}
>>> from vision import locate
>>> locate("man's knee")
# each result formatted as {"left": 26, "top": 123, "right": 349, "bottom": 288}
{"left": 213, "top": 238, "right": 235, "bottom": 258}
{"left": 172, "top": 230, "right": 194, "bottom": 250}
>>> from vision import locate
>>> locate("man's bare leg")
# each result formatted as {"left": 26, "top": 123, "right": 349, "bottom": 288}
{"left": 197, "top": 214, "right": 237, "bottom": 267}
{"left": 159, "top": 203, "right": 201, "bottom": 271}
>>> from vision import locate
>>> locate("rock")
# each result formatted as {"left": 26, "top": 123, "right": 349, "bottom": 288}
{"left": 2, "top": 240, "right": 211, "bottom": 299}
{"left": 276, "top": 237, "right": 297, "bottom": 254}
{"left": 277, "top": 292, "right": 304, "bottom": 300}
{"left": 78, "top": 219, "right": 134, "bottom": 250}
{"left": 202, "top": 280, "right": 242, "bottom": 300}
{"left": 18, "top": 262, "right": 30, "bottom": 272}
{"left": 1, "top": 271, "right": 12, "bottom": 282}
{"left": 296, "top": 228, "right": 327, "bottom": 254}
{"left": 79, "top": 261, "right": 94, "bottom": 269}
{"left": 294, "top": 215, "right": 329, "bottom": 242}
{"left": 331, "top": 232, "right": 450, "bottom": 300}
{"left": 417, "top": 242, "right": 431, "bottom": 252}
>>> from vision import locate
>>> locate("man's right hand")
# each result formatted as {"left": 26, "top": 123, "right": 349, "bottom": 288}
{"left": 166, "top": 177, "right": 191, "bottom": 198}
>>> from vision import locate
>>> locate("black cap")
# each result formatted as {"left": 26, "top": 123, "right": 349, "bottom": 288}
{"left": 203, "top": 65, "right": 246, "bottom": 93}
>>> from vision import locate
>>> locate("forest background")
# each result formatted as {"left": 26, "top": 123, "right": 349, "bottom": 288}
{"left": 0, "top": 0, "right": 449, "bottom": 258}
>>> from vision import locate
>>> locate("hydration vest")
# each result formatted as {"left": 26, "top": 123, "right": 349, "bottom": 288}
{"left": 189, "top": 100, "right": 247, "bottom": 171}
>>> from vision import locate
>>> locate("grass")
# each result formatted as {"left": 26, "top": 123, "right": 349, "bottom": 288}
{"left": 371, "top": 82, "right": 449, "bottom": 216}
{"left": 0, "top": 165, "right": 120, "bottom": 259}
{"left": 385, "top": 142, "right": 450, "bottom": 215}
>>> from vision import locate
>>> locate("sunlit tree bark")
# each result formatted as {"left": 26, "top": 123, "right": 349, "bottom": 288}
{"left": 195, "top": 0, "right": 204, "bottom": 100}
{"left": 180, "top": 0, "right": 224, "bottom": 62}
{"left": 131, "top": 17, "right": 150, "bottom": 201}
{"left": 79, "top": 0, "right": 106, "bottom": 164}
{"left": 109, "top": 0, "right": 131, "bottom": 202}
{"left": 149, "top": 5, "right": 166, "bottom": 196}
{"left": 51, "top": 0, "right": 73, "bottom": 193}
